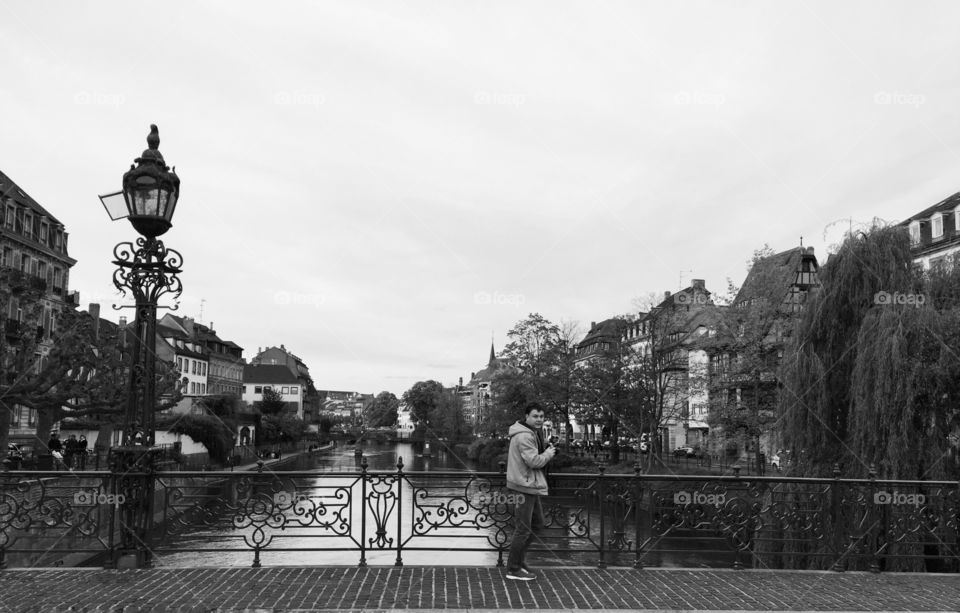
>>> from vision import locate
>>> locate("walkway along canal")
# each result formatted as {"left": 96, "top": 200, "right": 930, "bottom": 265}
{"left": 1, "top": 441, "right": 958, "bottom": 572}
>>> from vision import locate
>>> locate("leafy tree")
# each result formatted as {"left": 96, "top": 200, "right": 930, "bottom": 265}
{"left": 159, "top": 413, "right": 235, "bottom": 463}
{"left": 0, "top": 293, "right": 182, "bottom": 460}
{"left": 196, "top": 394, "right": 241, "bottom": 419}
{"left": 501, "top": 314, "right": 581, "bottom": 439}
{"left": 260, "top": 413, "right": 308, "bottom": 443}
{"left": 401, "top": 380, "right": 467, "bottom": 440}
{"left": 485, "top": 368, "right": 533, "bottom": 437}
{"left": 255, "top": 387, "right": 287, "bottom": 415}
{"left": 365, "top": 391, "right": 399, "bottom": 427}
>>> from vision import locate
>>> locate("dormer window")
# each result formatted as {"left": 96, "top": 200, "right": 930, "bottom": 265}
{"left": 909, "top": 221, "right": 921, "bottom": 245}
{"left": 932, "top": 214, "right": 944, "bottom": 240}
{"left": 955, "top": 208, "right": 960, "bottom": 232}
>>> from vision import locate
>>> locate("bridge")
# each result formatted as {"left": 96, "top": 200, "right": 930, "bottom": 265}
{"left": 2, "top": 460, "right": 958, "bottom": 610}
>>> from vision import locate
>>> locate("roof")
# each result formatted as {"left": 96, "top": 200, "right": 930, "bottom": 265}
{"left": 578, "top": 318, "right": 627, "bottom": 349}
{"left": 244, "top": 364, "right": 299, "bottom": 384}
{"left": 0, "top": 169, "right": 64, "bottom": 225}
{"left": 900, "top": 191, "right": 960, "bottom": 225}
{"left": 733, "top": 246, "right": 818, "bottom": 306}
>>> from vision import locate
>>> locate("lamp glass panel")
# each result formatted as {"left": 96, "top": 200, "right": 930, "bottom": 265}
{"left": 157, "top": 189, "right": 169, "bottom": 217}
{"left": 135, "top": 188, "right": 160, "bottom": 216}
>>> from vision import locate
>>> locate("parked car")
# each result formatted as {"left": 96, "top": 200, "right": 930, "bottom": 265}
{"left": 673, "top": 446, "right": 695, "bottom": 457}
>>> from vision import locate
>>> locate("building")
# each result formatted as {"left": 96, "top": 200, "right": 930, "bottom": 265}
{"left": 901, "top": 191, "right": 960, "bottom": 269}
{"left": 156, "top": 314, "right": 209, "bottom": 412}
{"left": 705, "top": 246, "right": 819, "bottom": 458}
{"left": 243, "top": 364, "right": 303, "bottom": 419}
{"left": 461, "top": 343, "right": 512, "bottom": 426}
{"left": 621, "top": 279, "right": 719, "bottom": 452}
{"left": 251, "top": 345, "right": 320, "bottom": 423}
{"left": 573, "top": 318, "right": 630, "bottom": 441}
{"left": 318, "top": 390, "right": 373, "bottom": 424}
{"left": 1, "top": 170, "right": 77, "bottom": 437}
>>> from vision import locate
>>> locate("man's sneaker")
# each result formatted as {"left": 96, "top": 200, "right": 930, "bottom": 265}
{"left": 506, "top": 568, "right": 535, "bottom": 580}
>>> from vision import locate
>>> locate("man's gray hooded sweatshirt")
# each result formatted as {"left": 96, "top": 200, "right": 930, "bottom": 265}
{"left": 506, "top": 421, "right": 551, "bottom": 496}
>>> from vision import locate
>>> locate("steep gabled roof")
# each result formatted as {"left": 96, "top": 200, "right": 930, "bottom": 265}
{"left": 244, "top": 364, "right": 299, "bottom": 384}
{"left": 0, "top": 169, "right": 63, "bottom": 224}
{"left": 900, "top": 191, "right": 960, "bottom": 225}
{"left": 733, "top": 246, "right": 818, "bottom": 307}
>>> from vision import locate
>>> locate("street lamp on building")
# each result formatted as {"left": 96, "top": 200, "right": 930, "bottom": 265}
{"left": 99, "top": 125, "right": 183, "bottom": 566}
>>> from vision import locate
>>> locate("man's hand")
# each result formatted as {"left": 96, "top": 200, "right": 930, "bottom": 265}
{"left": 544, "top": 445, "right": 557, "bottom": 460}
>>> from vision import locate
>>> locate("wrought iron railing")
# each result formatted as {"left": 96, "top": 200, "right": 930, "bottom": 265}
{"left": 1, "top": 462, "right": 958, "bottom": 571}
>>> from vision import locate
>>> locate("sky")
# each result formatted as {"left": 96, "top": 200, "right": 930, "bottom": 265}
{"left": 2, "top": 0, "right": 959, "bottom": 397}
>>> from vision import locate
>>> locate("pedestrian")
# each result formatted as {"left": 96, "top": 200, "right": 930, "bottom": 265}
{"left": 65, "top": 435, "right": 78, "bottom": 469}
{"left": 78, "top": 435, "right": 88, "bottom": 470}
{"left": 504, "top": 402, "right": 556, "bottom": 581}
{"left": 47, "top": 433, "right": 68, "bottom": 470}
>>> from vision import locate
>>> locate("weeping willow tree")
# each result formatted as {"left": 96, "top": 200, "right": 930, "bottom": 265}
{"left": 768, "top": 225, "right": 960, "bottom": 572}
{"left": 779, "top": 225, "right": 920, "bottom": 477}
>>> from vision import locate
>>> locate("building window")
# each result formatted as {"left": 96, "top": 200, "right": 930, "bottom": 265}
{"left": 9, "top": 405, "right": 20, "bottom": 427}
{"left": 1, "top": 247, "right": 9, "bottom": 267}
{"left": 932, "top": 214, "right": 944, "bottom": 239}
{"left": 254, "top": 386, "right": 263, "bottom": 394}
{"left": 201, "top": 383, "right": 206, "bottom": 394}
{"left": 909, "top": 222, "right": 921, "bottom": 245}
{"left": 28, "top": 408, "right": 37, "bottom": 426}
{"left": 290, "top": 386, "right": 298, "bottom": 395}
{"left": 177, "top": 357, "right": 183, "bottom": 371}
{"left": 192, "top": 361, "right": 197, "bottom": 374}
{"left": 190, "top": 382, "right": 197, "bottom": 394}
{"left": 281, "top": 387, "right": 289, "bottom": 394}
{"left": 40, "top": 223, "right": 48, "bottom": 242}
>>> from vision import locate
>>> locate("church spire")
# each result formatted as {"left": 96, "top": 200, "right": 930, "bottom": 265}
{"left": 489, "top": 334, "right": 496, "bottom": 365}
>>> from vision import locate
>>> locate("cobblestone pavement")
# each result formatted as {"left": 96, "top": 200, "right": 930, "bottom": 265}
{"left": 0, "top": 567, "right": 957, "bottom": 612}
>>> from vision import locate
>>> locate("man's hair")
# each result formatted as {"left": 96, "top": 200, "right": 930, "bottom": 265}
{"left": 524, "top": 402, "right": 544, "bottom": 416}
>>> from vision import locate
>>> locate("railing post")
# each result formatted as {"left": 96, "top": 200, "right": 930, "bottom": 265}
{"left": 395, "top": 457, "right": 404, "bottom": 567}
{"left": 868, "top": 463, "right": 882, "bottom": 573}
{"left": 830, "top": 464, "right": 844, "bottom": 572}
{"left": 359, "top": 455, "right": 368, "bottom": 567}
{"left": 497, "top": 461, "right": 506, "bottom": 567}
{"left": 634, "top": 460, "right": 643, "bottom": 569}
{"left": 598, "top": 464, "right": 607, "bottom": 569}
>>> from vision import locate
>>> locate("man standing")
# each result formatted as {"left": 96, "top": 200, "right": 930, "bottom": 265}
{"left": 504, "top": 402, "right": 556, "bottom": 581}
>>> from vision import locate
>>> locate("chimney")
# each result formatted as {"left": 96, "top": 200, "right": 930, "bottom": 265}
{"left": 471, "top": 372, "right": 475, "bottom": 380}
{"left": 664, "top": 291, "right": 671, "bottom": 299}
{"left": 118, "top": 316, "right": 128, "bottom": 348}
{"left": 88, "top": 303, "right": 101, "bottom": 338}
{"left": 591, "top": 321, "right": 596, "bottom": 329}
{"left": 692, "top": 279, "right": 705, "bottom": 289}
{"left": 183, "top": 316, "right": 195, "bottom": 336}
{"left": 459, "top": 376, "right": 463, "bottom": 387}
{"left": 119, "top": 316, "right": 127, "bottom": 327}
{"left": 209, "top": 321, "right": 214, "bottom": 333}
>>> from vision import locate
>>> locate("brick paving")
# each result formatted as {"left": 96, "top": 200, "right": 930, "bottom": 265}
{"left": 0, "top": 567, "right": 957, "bottom": 612}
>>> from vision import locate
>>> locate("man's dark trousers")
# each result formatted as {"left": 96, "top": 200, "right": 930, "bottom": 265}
{"left": 507, "top": 492, "right": 544, "bottom": 571}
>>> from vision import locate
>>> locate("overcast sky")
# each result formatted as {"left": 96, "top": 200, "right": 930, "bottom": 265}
{"left": 2, "top": 0, "right": 959, "bottom": 396}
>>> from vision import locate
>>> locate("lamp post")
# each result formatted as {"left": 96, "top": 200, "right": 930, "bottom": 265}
{"left": 99, "top": 124, "right": 183, "bottom": 567}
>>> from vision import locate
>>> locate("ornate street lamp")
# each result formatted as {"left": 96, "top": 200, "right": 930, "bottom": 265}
{"left": 99, "top": 125, "right": 183, "bottom": 567}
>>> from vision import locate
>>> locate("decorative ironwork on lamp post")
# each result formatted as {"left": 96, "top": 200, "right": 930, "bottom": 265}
{"left": 99, "top": 124, "right": 183, "bottom": 566}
